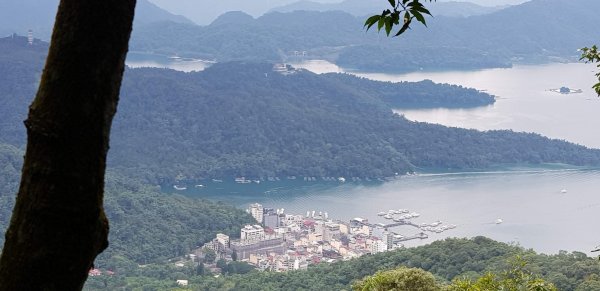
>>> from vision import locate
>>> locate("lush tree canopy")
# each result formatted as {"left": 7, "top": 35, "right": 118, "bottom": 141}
{"left": 580, "top": 45, "right": 600, "bottom": 95}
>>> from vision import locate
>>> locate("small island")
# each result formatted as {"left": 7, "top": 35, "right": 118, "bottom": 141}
{"left": 549, "top": 86, "right": 583, "bottom": 94}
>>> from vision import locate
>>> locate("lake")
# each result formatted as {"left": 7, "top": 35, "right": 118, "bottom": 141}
{"left": 126, "top": 52, "right": 212, "bottom": 72}
{"left": 290, "top": 60, "right": 600, "bottom": 149}
{"left": 173, "top": 168, "right": 600, "bottom": 255}
{"left": 148, "top": 57, "right": 600, "bottom": 255}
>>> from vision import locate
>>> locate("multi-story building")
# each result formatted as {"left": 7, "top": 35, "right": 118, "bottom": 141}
{"left": 248, "top": 203, "right": 264, "bottom": 224}
{"left": 216, "top": 233, "right": 230, "bottom": 247}
{"left": 263, "top": 208, "right": 280, "bottom": 229}
{"left": 241, "top": 225, "right": 265, "bottom": 242}
{"left": 368, "top": 238, "right": 388, "bottom": 254}
{"left": 323, "top": 223, "right": 341, "bottom": 241}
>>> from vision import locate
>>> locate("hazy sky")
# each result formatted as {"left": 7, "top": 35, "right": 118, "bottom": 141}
{"left": 147, "top": 0, "right": 530, "bottom": 25}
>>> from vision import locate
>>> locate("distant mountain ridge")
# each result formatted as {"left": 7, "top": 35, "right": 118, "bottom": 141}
{"left": 0, "top": 0, "right": 194, "bottom": 40}
{"left": 131, "top": 0, "right": 600, "bottom": 73}
{"left": 270, "top": 0, "right": 506, "bottom": 18}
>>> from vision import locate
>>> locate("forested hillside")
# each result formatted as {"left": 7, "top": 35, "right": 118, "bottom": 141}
{"left": 130, "top": 0, "right": 600, "bottom": 72}
{"left": 84, "top": 237, "right": 600, "bottom": 290}
{"left": 0, "top": 143, "right": 255, "bottom": 266}
{"left": 2, "top": 36, "right": 600, "bottom": 183}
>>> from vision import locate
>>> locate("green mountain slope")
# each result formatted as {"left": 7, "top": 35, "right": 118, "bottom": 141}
{"left": 0, "top": 143, "right": 255, "bottom": 265}
{"left": 84, "top": 237, "right": 600, "bottom": 291}
{"left": 1, "top": 37, "right": 599, "bottom": 182}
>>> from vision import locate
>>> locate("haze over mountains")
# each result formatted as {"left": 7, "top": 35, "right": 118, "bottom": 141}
{"left": 270, "top": 0, "right": 507, "bottom": 18}
{"left": 4, "top": 0, "right": 596, "bottom": 74}
{"left": 0, "top": 0, "right": 193, "bottom": 39}
{"left": 147, "top": 0, "right": 528, "bottom": 24}
{"left": 129, "top": 0, "right": 600, "bottom": 73}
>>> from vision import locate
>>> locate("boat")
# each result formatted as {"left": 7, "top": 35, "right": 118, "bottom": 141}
{"left": 194, "top": 184, "right": 204, "bottom": 188}
{"left": 234, "top": 177, "right": 251, "bottom": 184}
{"left": 173, "top": 185, "right": 187, "bottom": 191}
{"left": 560, "top": 189, "right": 567, "bottom": 194}
{"left": 383, "top": 214, "right": 393, "bottom": 219}
{"left": 495, "top": 218, "right": 503, "bottom": 224}
{"left": 168, "top": 54, "right": 182, "bottom": 61}
{"left": 212, "top": 179, "right": 223, "bottom": 183}
{"left": 377, "top": 212, "right": 386, "bottom": 216}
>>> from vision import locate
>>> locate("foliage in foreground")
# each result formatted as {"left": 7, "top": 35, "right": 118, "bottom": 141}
{"left": 84, "top": 237, "right": 600, "bottom": 291}
{"left": 0, "top": 143, "right": 255, "bottom": 267}
{"left": 353, "top": 266, "right": 441, "bottom": 291}
{"left": 580, "top": 45, "right": 600, "bottom": 95}
{"left": 354, "top": 257, "right": 558, "bottom": 291}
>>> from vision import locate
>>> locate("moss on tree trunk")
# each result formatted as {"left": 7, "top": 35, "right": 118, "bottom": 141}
{"left": 0, "top": 0, "right": 136, "bottom": 289}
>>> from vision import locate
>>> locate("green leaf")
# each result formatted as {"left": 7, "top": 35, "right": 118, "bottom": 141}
{"left": 377, "top": 17, "right": 385, "bottom": 31}
{"left": 411, "top": 10, "right": 426, "bottom": 26}
{"left": 394, "top": 21, "right": 411, "bottom": 36}
{"left": 388, "top": 0, "right": 396, "bottom": 8}
{"left": 413, "top": 5, "right": 432, "bottom": 16}
{"left": 385, "top": 18, "right": 392, "bottom": 36}
{"left": 364, "top": 15, "right": 380, "bottom": 30}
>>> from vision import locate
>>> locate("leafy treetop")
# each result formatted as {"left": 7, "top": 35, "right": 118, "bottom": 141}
{"left": 365, "top": 0, "right": 436, "bottom": 36}
{"left": 580, "top": 45, "right": 600, "bottom": 96}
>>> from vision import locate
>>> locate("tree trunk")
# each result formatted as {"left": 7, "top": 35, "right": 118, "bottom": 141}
{"left": 0, "top": 0, "right": 136, "bottom": 289}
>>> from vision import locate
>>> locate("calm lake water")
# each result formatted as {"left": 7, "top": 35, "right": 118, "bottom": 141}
{"left": 291, "top": 60, "right": 600, "bottom": 149}
{"left": 148, "top": 57, "right": 600, "bottom": 255}
{"left": 172, "top": 169, "right": 600, "bottom": 255}
{"left": 126, "top": 52, "right": 212, "bottom": 72}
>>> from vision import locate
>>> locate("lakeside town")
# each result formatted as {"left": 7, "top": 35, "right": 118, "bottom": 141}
{"left": 193, "top": 203, "right": 457, "bottom": 274}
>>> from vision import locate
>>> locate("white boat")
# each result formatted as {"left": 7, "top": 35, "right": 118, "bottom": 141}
{"left": 235, "top": 177, "right": 251, "bottom": 184}
{"left": 383, "top": 214, "right": 393, "bottom": 219}
{"left": 495, "top": 218, "right": 503, "bottom": 224}
{"left": 173, "top": 185, "right": 187, "bottom": 191}
{"left": 377, "top": 212, "right": 386, "bottom": 216}
{"left": 560, "top": 189, "right": 567, "bottom": 194}
{"left": 194, "top": 184, "right": 204, "bottom": 188}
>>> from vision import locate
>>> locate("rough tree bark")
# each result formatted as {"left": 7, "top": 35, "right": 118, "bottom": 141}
{"left": 0, "top": 0, "right": 136, "bottom": 289}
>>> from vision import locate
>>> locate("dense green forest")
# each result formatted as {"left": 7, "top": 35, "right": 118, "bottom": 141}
{"left": 1, "top": 10, "right": 600, "bottom": 291}
{"left": 2, "top": 36, "right": 600, "bottom": 183}
{"left": 83, "top": 237, "right": 600, "bottom": 290}
{"left": 129, "top": 0, "right": 600, "bottom": 73}
{"left": 0, "top": 143, "right": 255, "bottom": 267}
{"left": 321, "top": 73, "right": 495, "bottom": 108}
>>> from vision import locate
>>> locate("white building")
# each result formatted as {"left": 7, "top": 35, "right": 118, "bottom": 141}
{"left": 368, "top": 239, "right": 388, "bottom": 254}
{"left": 241, "top": 225, "right": 265, "bottom": 242}
{"left": 248, "top": 203, "right": 264, "bottom": 224}
{"left": 176, "top": 279, "right": 189, "bottom": 286}
{"left": 216, "top": 233, "right": 230, "bottom": 247}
